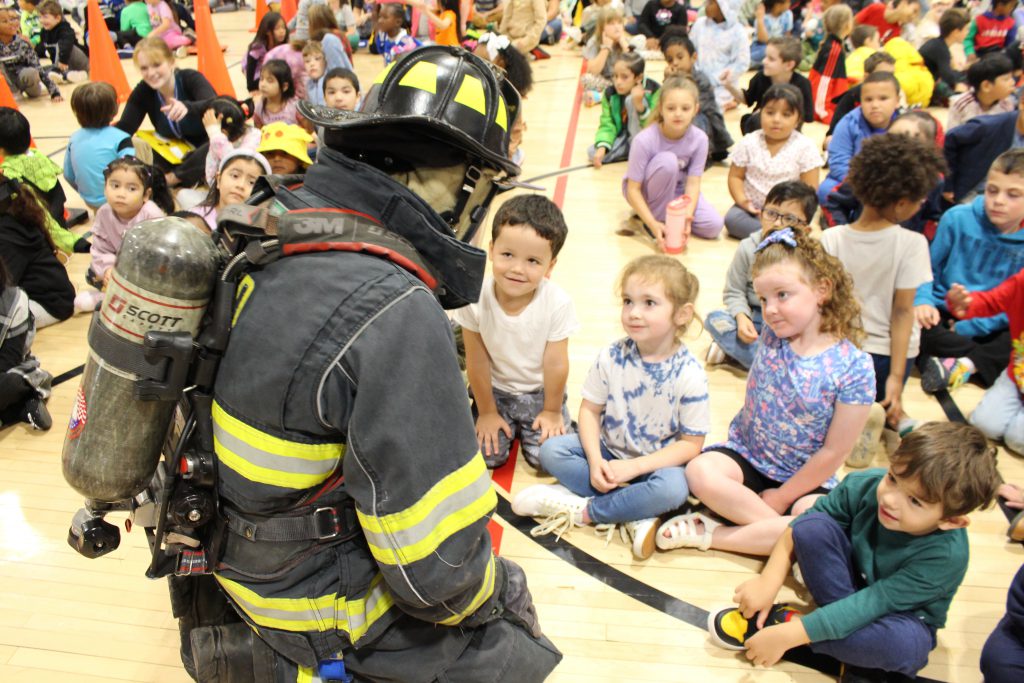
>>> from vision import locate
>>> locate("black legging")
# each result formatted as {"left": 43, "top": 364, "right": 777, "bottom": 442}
{"left": 0, "top": 373, "right": 33, "bottom": 426}
{"left": 153, "top": 142, "right": 210, "bottom": 188}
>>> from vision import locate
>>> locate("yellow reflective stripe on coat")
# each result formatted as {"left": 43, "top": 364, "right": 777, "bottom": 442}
{"left": 212, "top": 401, "right": 344, "bottom": 490}
{"left": 296, "top": 666, "right": 319, "bottom": 683}
{"left": 356, "top": 456, "right": 496, "bottom": 565}
{"left": 438, "top": 553, "right": 496, "bottom": 625}
{"left": 215, "top": 573, "right": 394, "bottom": 640}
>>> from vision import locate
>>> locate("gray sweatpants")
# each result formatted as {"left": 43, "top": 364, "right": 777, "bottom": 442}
{"left": 4, "top": 67, "right": 46, "bottom": 98}
{"left": 472, "top": 387, "right": 574, "bottom": 469}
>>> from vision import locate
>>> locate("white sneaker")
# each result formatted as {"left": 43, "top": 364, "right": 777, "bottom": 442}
{"left": 175, "top": 46, "right": 189, "bottom": 59}
{"left": 623, "top": 517, "right": 659, "bottom": 560}
{"left": 512, "top": 484, "right": 587, "bottom": 541}
{"left": 45, "top": 71, "right": 64, "bottom": 84}
{"left": 846, "top": 402, "right": 885, "bottom": 468}
{"left": 705, "top": 342, "right": 726, "bottom": 366}
{"left": 66, "top": 71, "right": 88, "bottom": 83}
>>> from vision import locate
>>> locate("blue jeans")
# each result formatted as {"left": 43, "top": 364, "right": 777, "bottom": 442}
{"left": 540, "top": 17, "right": 562, "bottom": 45}
{"left": 538, "top": 434, "right": 688, "bottom": 524}
{"left": 750, "top": 41, "right": 767, "bottom": 67}
{"left": 792, "top": 513, "right": 936, "bottom": 675}
{"left": 868, "top": 353, "right": 914, "bottom": 403}
{"left": 705, "top": 308, "right": 762, "bottom": 369}
{"left": 970, "top": 372, "right": 1024, "bottom": 453}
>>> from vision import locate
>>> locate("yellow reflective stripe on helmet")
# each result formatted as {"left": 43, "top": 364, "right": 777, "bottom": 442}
{"left": 495, "top": 96, "right": 507, "bottom": 131}
{"left": 438, "top": 553, "right": 495, "bottom": 626}
{"left": 212, "top": 401, "right": 344, "bottom": 490}
{"left": 232, "top": 274, "right": 255, "bottom": 328}
{"left": 453, "top": 74, "right": 486, "bottom": 115}
{"left": 215, "top": 573, "right": 395, "bottom": 639}
{"left": 398, "top": 60, "right": 438, "bottom": 94}
{"left": 357, "top": 457, "right": 496, "bottom": 565}
{"left": 372, "top": 60, "right": 397, "bottom": 85}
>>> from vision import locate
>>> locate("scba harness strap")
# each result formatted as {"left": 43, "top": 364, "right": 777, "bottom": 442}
{"left": 217, "top": 202, "right": 442, "bottom": 294}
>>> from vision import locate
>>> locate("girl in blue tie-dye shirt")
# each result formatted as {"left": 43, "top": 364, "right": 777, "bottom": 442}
{"left": 512, "top": 256, "right": 711, "bottom": 561}
{"left": 658, "top": 228, "right": 876, "bottom": 556}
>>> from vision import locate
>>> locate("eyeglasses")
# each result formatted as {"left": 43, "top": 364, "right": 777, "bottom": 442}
{"left": 761, "top": 208, "right": 807, "bottom": 228}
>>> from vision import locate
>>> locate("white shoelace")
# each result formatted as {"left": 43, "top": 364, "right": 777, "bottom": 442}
{"left": 530, "top": 508, "right": 580, "bottom": 541}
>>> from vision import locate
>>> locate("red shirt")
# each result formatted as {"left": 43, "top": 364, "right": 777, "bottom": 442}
{"left": 950, "top": 268, "right": 1024, "bottom": 390}
{"left": 855, "top": 4, "right": 902, "bottom": 44}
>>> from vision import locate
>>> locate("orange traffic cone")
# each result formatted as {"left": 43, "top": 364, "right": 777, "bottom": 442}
{"left": 195, "top": 0, "right": 236, "bottom": 98}
{"left": 279, "top": 0, "right": 297, "bottom": 24}
{"left": 87, "top": 0, "right": 130, "bottom": 103}
{"left": 250, "top": 0, "right": 268, "bottom": 33}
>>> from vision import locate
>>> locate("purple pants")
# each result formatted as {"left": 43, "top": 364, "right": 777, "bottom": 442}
{"left": 623, "top": 151, "right": 723, "bottom": 239}
{"left": 791, "top": 512, "right": 936, "bottom": 676}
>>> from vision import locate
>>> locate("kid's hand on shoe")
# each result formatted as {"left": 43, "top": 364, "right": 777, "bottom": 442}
{"left": 915, "top": 304, "right": 940, "bottom": 329}
{"left": 745, "top": 621, "right": 807, "bottom": 668}
{"left": 476, "top": 412, "right": 512, "bottom": 457}
{"left": 734, "top": 576, "right": 779, "bottom": 629}
{"left": 532, "top": 410, "right": 565, "bottom": 444}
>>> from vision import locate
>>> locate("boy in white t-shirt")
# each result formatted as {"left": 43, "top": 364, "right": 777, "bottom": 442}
{"left": 821, "top": 133, "right": 944, "bottom": 463}
{"left": 451, "top": 195, "right": 579, "bottom": 469}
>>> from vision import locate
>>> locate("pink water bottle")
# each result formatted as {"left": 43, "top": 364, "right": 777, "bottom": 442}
{"left": 664, "top": 195, "right": 692, "bottom": 254}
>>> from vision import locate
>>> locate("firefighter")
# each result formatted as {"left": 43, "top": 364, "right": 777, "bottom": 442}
{"left": 183, "top": 46, "right": 561, "bottom": 681}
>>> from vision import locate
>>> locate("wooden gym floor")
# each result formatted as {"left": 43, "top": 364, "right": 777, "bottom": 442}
{"left": 0, "top": 10, "right": 1021, "bottom": 682}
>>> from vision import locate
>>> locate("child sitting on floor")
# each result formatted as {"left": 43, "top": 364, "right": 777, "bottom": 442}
{"left": 917, "top": 149, "right": 1024, "bottom": 398}
{"left": 948, "top": 267, "right": 1024, "bottom": 455}
{"left": 513, "top": 255, "right": 709, "bottom": 560}
{"left": 706, "top": 180, "right": 818, "bottom": 369}
{"left": 622, "top": 76, "right": 724, "bottom": 247}
{"left": 65, "top": 82, "right": 137, "bottom": 211}
{"left": 660, "top": 28, "right": 733, "bottom": 163}
{"left": 659, "top": 228, "right": 874, "bottom": 557}
{"left": 709, "top": 422, "right": 999, "bottom": 683}
{"left": 728, "top": 35, "right": 814, "bottom": 135}
{"left": 691, "top": 0, "right": 750, "bottom": 111}
{"left": 451, "top": 195, "right": 578, "bottom": 470}
{"left": 590, "top": 52, "right": 658, "bottom": 169}
{"left": 947, "top": 54, "right": 1017, "bottom": 131}
{"left": 725, "top": 84, "right": 822, "bottom": 240}
{"left": 821, "top": 134, "right": 945, "bottom": 450}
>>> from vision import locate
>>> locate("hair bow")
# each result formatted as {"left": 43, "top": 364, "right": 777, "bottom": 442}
{"left": 755, "top": 227, "right": 798, "bottom": 253}
{"left": 481, "top": 33, "right": 511, "bottom": 62}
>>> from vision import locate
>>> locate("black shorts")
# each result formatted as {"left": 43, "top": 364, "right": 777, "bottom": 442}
{"left": 712, "top": 447, "right": 831, "bottom": 513}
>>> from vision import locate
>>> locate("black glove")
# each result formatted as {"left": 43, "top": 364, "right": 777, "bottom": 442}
{"left": 496, "top": 556, "right": 542, "bottom": 638}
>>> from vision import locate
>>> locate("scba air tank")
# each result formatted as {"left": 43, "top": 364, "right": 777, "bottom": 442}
{"left": 63, "top": 217, "right": 220, "bottom": 503}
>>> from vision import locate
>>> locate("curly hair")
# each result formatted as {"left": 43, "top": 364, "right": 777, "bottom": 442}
{"left": 751, "top": 229, "right": 865, "bottom": 346}
{"left": 617, "top": 255, "right": 701, "bottom": 338}
{"left": 847, "top": 134, "right": 946, "bottom": 209}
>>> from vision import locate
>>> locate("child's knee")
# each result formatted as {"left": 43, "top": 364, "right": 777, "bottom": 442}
{"left": 538, "top": 433, "right": 578, "bottom": 470}
{"left": 646, "top": 151, "right": 680, "bottom": 179}
{"left": 790, "top": 510, "right": 841, "bottom": 546}
{"left": 653, "top": 467, "right": 689, "bottom": 509}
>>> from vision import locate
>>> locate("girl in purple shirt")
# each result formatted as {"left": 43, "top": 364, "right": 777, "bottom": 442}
{"left": 622, "top": 76, "right": 724, "bottom": 248}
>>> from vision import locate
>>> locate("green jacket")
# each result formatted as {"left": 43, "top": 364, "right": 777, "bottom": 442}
{"left": 2, "top": 152, "right": 77, "bottom": 254}
{"left": 594, "top": 78, "right": 660, "bottom": 151}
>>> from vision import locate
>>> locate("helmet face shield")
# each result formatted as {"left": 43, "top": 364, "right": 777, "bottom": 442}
{"left": 300, "top": 46, "right": 522, "bottom": 177}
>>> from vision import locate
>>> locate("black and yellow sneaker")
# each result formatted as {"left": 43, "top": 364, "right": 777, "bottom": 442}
{"left": 707, "top": 604, "right": 801, "bottom": 651}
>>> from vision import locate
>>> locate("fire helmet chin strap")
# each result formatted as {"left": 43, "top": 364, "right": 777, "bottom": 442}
{"left": 440, "top": 160, "right": 504, "bottom": 245}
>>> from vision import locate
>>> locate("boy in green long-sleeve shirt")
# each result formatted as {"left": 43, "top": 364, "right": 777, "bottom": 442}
{"left": 708, "top": 422, "right": 1001, "bottom": 683}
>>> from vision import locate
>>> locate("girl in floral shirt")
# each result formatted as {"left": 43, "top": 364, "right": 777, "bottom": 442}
{"left": 657, "top": 228, "right": 876, "bottom": 556}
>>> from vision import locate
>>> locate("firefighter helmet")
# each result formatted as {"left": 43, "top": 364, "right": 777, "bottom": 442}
{"left": 299, "top": 46, "right": 521, "bottom": 177}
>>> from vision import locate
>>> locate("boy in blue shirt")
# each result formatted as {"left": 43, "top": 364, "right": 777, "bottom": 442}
{"left": 709, "top": 422, "right": 1001, "bottom": 683}
{"left": 65, "top": 82, "right": 136, "bottom": 210}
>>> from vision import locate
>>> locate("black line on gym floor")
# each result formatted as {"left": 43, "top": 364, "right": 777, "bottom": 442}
{"left": 52, "top": 365, "right": 84, "bottom": 387}
{"left": 495, "top": 497, "right": 943, "bottom": 683}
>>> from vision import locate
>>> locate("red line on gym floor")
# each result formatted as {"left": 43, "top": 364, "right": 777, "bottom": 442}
{"left": 552, "top": 60, "right": 588, "bottom": 210}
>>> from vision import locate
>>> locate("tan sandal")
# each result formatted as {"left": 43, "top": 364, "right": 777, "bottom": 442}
{"left": 656, "top": 512, "right": 720, "bottom": 551}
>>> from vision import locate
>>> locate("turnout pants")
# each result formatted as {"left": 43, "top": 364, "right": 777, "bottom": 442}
{"left": 174, "top": 575, "right": 562, "bottom": 682}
